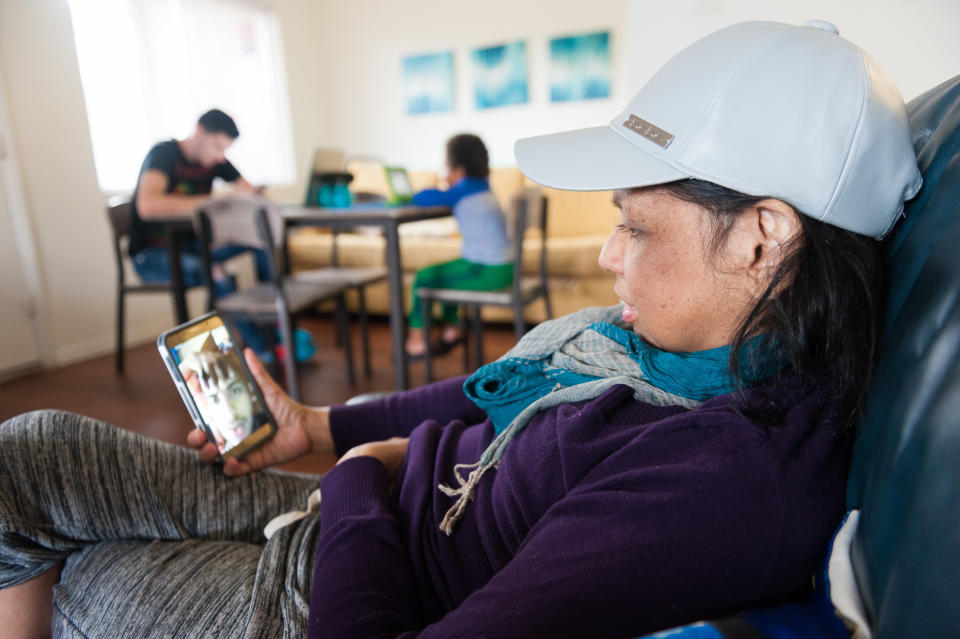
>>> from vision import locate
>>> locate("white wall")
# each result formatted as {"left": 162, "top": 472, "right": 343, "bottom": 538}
{"left": 0, "top": 0, "right": 122, "bottom": 365}
{"left": 622, "top": 0, "right": 960, "bottom": 104}
{"left": 314, "top": 0, "right": 629, "bottom": 171}
{"left": 0, "top": 0, "right": 330, "bottom": 366}
{"left": 315, "top": 0, "right": 959, "bottom": 173}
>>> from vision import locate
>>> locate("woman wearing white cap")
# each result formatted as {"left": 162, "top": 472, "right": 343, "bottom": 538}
{"left": 0, "top": 20, "right": 921, "bottom": 639}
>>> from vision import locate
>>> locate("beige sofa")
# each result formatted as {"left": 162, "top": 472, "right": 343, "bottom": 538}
{"left": 286, "top": 167, "right": 619, "bottom": 324}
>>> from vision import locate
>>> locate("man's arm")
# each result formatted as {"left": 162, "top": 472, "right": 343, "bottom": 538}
{"left": 135, "top": 170, "right": 210, "bottom": 219}
{"left": 233, "top": 176, "right": 265, "bottom": 195}
{"left": 215, "top": 159, "right": 264, "bottom": 196}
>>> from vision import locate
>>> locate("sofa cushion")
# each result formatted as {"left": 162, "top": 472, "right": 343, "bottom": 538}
{"left": 526, "top": 178, "right": 620, "bottom": 237}
{"left": 287, "top": 229, "right": 613, "bottom": 278}
{"left": 489, "top": 167, "right": 526, "bottom": 207}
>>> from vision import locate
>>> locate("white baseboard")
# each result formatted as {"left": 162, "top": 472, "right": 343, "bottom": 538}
{"left": 50, "top": 289, "right": 207, "bottom": 367}
{"left": 52, "top": 318, "right": 175, "bottom": 367}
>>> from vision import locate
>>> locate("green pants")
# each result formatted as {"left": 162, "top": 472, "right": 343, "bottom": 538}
{"left": 408, "top": 258, "right": 514, "bottom": 328}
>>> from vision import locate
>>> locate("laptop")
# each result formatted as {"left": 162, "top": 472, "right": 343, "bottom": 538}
{"left": 384, "top": 166, "right": 414, "bottom": 205}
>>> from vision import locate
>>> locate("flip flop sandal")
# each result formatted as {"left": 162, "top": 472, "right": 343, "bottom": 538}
{"left": 431, "top": 335, "right": 465, "bottom": 356}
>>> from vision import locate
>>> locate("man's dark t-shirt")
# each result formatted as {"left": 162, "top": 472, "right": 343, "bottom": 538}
{"left": 129, "top": 139, "right": 240, "bottom": 256}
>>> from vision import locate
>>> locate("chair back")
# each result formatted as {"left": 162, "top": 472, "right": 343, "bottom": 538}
{"left": 508, "top": 188, "right": 549, "bottom": 293}
{"left": 106, "top": 195, "right": 132, "bottom": 238}
{"left": 105, "top": 195, "right": 132, "bottom": 275}
{"left": 195, "top": 203, "right": 283, "bottom": 302}
{"left": 846, "top": 74, "right": 960, "bottom": 638}
{"left": 254, "top": 207, "right": 283, "bottom": 284}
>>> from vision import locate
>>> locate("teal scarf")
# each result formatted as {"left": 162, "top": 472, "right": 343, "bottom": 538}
{"left": 463, "top": 306, "right": 778, "bottom": 434}
{"left": 438, "top": 305, "right": 783, "bottom": 535}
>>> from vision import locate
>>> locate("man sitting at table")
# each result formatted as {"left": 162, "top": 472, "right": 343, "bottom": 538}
{"left": 129, "top": 108, "right": 267, "bottom": 295}
{"left": 130, "top": 109, "right": 313, "bottom": 361}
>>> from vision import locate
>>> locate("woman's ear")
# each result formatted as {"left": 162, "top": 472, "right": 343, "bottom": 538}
{"left": 726, "top": 199, "right": 801, "bottom": 287}
{"left": 752, "top": 199, "right": 802, "bottom": 288}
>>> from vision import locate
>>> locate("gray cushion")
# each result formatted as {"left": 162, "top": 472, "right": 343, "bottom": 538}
{"left": 417, "top": 278, "right": 545, "bottom": 307}
{"left": 216, "top": 277, "right": 347, "bottom": 316}
{"left": 293, "top": 266, "right": 388, "bottom": 288}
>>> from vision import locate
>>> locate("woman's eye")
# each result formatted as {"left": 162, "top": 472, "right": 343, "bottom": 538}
{"left": 615, "top": 224, "right": 645, "bottom": 239}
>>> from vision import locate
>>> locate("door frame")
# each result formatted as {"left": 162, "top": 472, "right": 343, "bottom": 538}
{"left": 0, "top": 68, "right": 51, "bottom": 372}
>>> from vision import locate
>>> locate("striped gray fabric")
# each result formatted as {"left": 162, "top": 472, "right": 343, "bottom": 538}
{"left": 455, "top": 191, "right": 511, "bottom": 265}
{"left": 0, "top": 410, "right": 322, "bottom": 638}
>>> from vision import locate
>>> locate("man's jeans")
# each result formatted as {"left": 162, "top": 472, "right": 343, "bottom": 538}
{"left": 133, "top": 243, "right": 271, "bottom": 296}
{"left": 132, "top": 243, "right": 272, "bottom": 351}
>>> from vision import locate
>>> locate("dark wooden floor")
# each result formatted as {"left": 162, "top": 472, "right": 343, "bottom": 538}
{"left": 0, "top": 317, "right": 518, "bottom": 474}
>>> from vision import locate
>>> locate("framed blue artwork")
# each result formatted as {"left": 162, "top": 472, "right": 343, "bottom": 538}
{"left": 471, "top": 41, "right": 529, "bottom": 109}
{"left": 549, "top": 31, "right": 611, "bottom": 102}
{"left": 402, "top": 51, "right": 455, "bottom": 115}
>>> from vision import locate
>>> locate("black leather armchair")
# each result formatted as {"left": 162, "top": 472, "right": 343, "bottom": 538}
{"left": 845, "top": 74, "right": 960, "bottom": 637}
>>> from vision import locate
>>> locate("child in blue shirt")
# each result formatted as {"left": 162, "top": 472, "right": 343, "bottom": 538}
{"left": 406, "top": 134, "right": 513, "bottom": 357}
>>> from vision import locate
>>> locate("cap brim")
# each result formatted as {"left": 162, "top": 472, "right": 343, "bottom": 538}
{"left": 514, "top": 126, "right": 688, "bottom": 191}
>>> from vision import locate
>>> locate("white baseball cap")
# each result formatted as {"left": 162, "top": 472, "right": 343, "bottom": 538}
{"left": 515, "top": 20, "right": 922, "bottom": 239}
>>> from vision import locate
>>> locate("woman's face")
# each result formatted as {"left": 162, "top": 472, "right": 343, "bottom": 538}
{"left": 224, "top": 378, "right": 253, "bottom": 423}
{"left": 599, "top": 188, "right": 756, "bottom": 353}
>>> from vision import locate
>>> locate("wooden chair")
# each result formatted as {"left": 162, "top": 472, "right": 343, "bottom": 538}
{"left": 419, "top": 188, "right": 552, "bottom": 382}
{"left": 196, "top": 205, "right": 358, "bottom": 400}
{"left": 106, "top": 195, "right": 202, "bottom": 373}
{"left": 281, "top": 224, "right": 387, "bottom": 378}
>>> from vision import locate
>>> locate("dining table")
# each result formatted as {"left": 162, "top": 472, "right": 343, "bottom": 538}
{"left": 282, "top": 203, "right": 452, "bottom": 390}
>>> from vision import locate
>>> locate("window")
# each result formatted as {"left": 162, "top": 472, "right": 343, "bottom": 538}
{"left": 68, "top": 0, "right": 295, "bottom": 192}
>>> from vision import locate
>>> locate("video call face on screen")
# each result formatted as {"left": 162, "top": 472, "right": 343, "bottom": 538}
{"left": 172, "top": 326, "right": 268, "bottom": 454}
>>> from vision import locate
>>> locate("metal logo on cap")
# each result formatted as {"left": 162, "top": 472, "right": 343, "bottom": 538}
{"left": 622, "top": 114, "right": 674, "bottom": 148}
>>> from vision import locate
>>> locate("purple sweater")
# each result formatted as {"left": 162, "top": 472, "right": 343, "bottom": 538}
{"left": 309, "top": 374, "right": 852, "bottom": 638}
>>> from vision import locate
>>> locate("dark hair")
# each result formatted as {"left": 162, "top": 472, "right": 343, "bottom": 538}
{"left": 650, "top": 179, "right": 885, "bottom": 425}
{"left": 197, "top": 109, "right": 239, "bottom": 139}
{"left": 446, "top": 133, "right": 489, "bottom": 178}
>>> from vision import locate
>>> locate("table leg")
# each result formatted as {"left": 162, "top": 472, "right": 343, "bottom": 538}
{"left": 165, "top": 226, "right": 189, "bottom": 324}
{"left": 384, "top": 222, "right": 408, "bottom": 390}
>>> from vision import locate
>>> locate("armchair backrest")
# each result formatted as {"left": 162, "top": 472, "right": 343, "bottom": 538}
{"left": 846, "top": 74, "right": 960, "bottom": 638}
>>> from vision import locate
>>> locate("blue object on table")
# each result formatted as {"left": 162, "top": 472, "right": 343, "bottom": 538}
{"left": 310, "top": 171, "right": 354, "bottom": 208}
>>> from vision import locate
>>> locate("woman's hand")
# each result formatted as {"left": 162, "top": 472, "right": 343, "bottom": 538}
{"left": 185, "top": 348, "right": 334, "bottom": 476}
{"left": 337, "top": 437, "right": 409, "bottom": 482}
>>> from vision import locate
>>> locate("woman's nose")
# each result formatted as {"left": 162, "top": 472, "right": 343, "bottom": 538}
{"left": 598, "top": 232, "right": 623, "bottom": 274}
